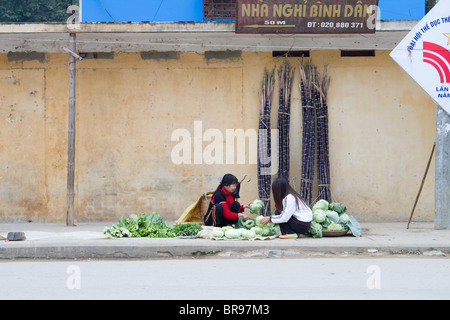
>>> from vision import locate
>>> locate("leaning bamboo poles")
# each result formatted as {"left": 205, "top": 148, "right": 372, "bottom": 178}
{"left": 299, "top": 59, "right": 332, "bottom": 204}
{"left": 299, "top": 59, "right": 317, "bottom": 205}
{"left": 277, "top": 60, "right": 295, "bottom": 180}
{"left": 258, "top": 68, "right": 275, "bottom": 216}
{"left": 315, "top": 65, "right": 331, "bottom": 202}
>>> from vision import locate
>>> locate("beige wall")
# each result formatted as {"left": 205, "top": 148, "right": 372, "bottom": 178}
{"left": 0, "top": 50, "right": 436, "bottom": 223}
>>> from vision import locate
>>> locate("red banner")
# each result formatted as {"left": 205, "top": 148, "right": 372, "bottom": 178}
{"left": 236, "top": 0, "right": 379, "bottom": 34}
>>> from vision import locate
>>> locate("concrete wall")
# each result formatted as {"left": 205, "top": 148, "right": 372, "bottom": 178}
{"left": 0, "top": 50, "right": 435, "bottom": 223}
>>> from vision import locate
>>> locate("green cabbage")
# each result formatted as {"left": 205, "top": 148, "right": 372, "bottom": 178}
{"left": 251, "top": 226, "right": 263, "bottom": 235}
{"left": 261, "top": 224, "right": 276, "bottom": 237}
{"left": 326, "top": 222, "right": 346, "bottom": 231}
{"left": 329, "top": 202, "right": 347, "bottom": 214}
{"left": 313, "top": 209, "right": 326, "bottom": 223}
{"left": 212, "top": 228, "right": 225, "bottom": 238}
{"left": 249, "top": 199, "right": 264, "bottom": 214}
{"left": 339, "top": 213, "right": 350, "bottom": 224}
{"left": 221, "top": 226, "right": 233, "bottom": 232}
{"left": 308, "top": 221, "right": 323, "bottom": 238}
{"left": 225, "top": 229, "right": 240, "bottom": 239}
{"left": 325, "top": 210, "right": 340, "bottom": 224}
{"left": 241, "top": 229, "right": 256, "bottom": 239}
{"left": 312, "top": 199, "right": 329, "bottom": 212}
{"left": 255, "top": 215, "right": 264, "bottom": 226}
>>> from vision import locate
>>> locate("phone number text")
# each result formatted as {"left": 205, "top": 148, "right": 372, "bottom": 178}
{"left": 307, "top": 21, "right": 365, "bottom": 28}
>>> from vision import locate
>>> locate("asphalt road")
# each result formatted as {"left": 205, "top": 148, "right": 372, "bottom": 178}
{"left": 0, "top": 257, "right": 449, "bottom": 300}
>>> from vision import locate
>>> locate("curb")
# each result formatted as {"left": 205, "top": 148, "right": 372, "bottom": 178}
{"left": 1, "top": 241, "right": 448, "bottom": 259}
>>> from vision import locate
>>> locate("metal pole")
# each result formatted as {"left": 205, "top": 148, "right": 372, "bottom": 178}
{"left": 407, "top": 142, "right": 435, "bottom": 229}
{"left": 66, "top": 32, "right": 76, "bottom": 226}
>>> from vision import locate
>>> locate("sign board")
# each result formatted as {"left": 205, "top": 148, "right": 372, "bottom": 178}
{"left": 390, "top": 0, "right": 450, "bottom": 115}
{"left": 235, "top": 0, "right": 379, "bottom": 34}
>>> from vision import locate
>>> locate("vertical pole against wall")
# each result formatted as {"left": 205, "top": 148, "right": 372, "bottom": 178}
{"left": 435, "top": 104, "right": 450, "bottom": 229}
{"left": 66, "top": 32, "right": 76, "bottom": 226}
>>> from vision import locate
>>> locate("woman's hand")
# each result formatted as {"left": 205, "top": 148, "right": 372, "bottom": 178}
{"left": 259, "top": 216, "right": 271, "bottom": 225}
{"left": 243, "top": 203, "right": 250, "bottom": 209}
{"left": 239, "top": 213, "right": 249, "bottom": 221}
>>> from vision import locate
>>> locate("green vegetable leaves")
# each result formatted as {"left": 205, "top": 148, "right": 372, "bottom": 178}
{"left": 172, "top": 223, "right": 203, "bottom": 237}
{"left": 345, "top": 215, "right": 363, "bottom": 237}
{"left": 241, "top": 219, "right": 256, "bottom": 229}
{"left": 104, "top": 212, "right": 203, "bottom": 238}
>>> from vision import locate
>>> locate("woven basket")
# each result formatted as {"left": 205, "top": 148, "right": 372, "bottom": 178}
{"left": 322, "top": 228, "right": 349, "bottom": 237}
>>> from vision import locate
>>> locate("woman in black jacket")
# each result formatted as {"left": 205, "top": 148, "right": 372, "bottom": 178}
{"left": 203, "top": 174, "right": 250, "bottom": 227}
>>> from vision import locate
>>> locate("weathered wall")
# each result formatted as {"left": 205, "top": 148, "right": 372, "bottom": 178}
{"left": 0, "top": 50, "right": 435, "bottom": 222}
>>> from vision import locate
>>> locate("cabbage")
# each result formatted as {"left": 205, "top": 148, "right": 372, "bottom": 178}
{"left": 249, "top": 199, "right": 264, "bottom": 214}
{"left": 325, "top": 210, "right": 340, "bottom": 224}
{"left": 242, "top": 218, "right": 256, "bottom": 229}
{"left": 221, "top": 226, "right": 233, "bottom": 232}
{"left": 338, "top": 213, "right": 350, "bottom": 224}
{"left": 261, "top": 224, "right": 276, "bottom": 237}
{"left": 255, "top": 215, "right": 264, "bottom": 226}
{"left": 251, "top": 226, "right": 263, "bottom": 235}
{"left": 308, "top": 221, "right": 323, "bottom": 238}
{"left": 326, "top": 222, "right": 346, "bottom": 231}
{"left": 329, "top": 202, "right": 347, "bottom": 214}
{"left": 225, "top": 229, "right": 240, "bottom": 239}
{"left": 212, "top": 228, "right": 224, "bottom": 238}
{"left": 241, "top": 229, "right": 256, "bottom": 239}
{"left": 312, "top": 199, "right": 329, "bottom": 212}
{"left": 313, "top": 209, "right": 326, "bottom": 223}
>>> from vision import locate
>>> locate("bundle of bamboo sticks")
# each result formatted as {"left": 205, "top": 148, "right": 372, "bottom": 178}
{"left": 298, "top": 59, "right": 332, "bottom": 204}
{"left": 277, "top": 60, "right": 295, "bottom": 180}
{"left": 315, "top": 65, "right": 331, "bottom": 202}
{"left": 257, "top": 60, "right": 331, "bottom": 212}
{"left": 299, "top": 59, "right": 317, "bottom": 205}
{"left": 257, "top": 68, "right": 275, "bottom": 216}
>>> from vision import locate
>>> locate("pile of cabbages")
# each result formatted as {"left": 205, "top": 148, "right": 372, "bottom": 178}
{"left": 211, "top": 215, "right": 279, "bottom": 239}
{"left": 308, "top": 199, "right": 362, "bottom": 238}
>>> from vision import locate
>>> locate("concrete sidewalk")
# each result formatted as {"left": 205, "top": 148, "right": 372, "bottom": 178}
{"left": 0, "top": 221, "right": 449, "bottom": 259}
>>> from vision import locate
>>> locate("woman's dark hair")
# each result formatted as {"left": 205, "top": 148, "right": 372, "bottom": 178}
{"left": 272, "top": 177, "right": 307, "bottom": 211}
{"left": 214, "top": 173, "right": 238, "bottom": 194}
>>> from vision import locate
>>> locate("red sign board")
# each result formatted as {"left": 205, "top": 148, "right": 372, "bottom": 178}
{"left": 236, "top": 0, "right": 379, "bottom": 34}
